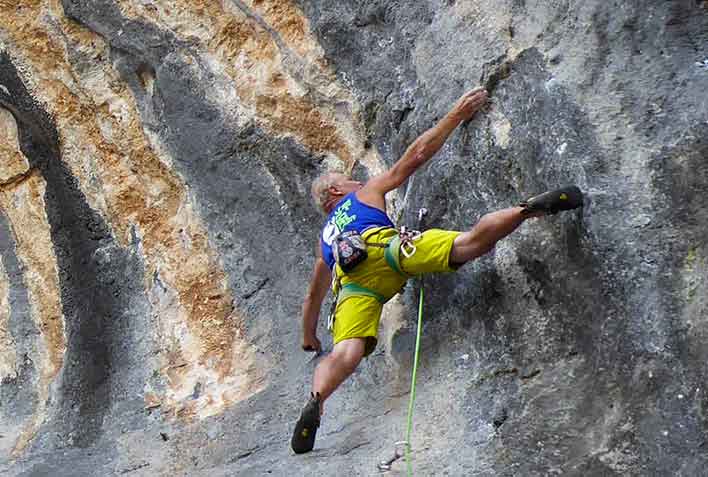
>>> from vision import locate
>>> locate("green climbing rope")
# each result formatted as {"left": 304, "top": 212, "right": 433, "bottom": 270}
{"left": 404, "top": 277, "right": 425, "bottom": 477}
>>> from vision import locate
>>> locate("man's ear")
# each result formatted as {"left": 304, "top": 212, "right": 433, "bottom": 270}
{"left": 328, "top": 184, "right": 342, "bottom": 196}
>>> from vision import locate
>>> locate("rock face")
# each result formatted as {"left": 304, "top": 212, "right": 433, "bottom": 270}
{"left": 1, "top": 1, "right": 707, "bottom": 475}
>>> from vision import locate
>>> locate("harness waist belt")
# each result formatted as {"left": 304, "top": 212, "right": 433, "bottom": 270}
{"left": 327, "top": 226, "right": 419, "bottom": 332}
{"left": 337, "top": 283, "right": 387, "bottom": 304}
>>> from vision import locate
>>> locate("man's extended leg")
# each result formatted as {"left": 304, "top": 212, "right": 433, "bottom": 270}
{"left": 450, "top": 186, "right": 583, "bottom": 264}
{"left": 450, "top": 206, "right": 538, "bottom": 264}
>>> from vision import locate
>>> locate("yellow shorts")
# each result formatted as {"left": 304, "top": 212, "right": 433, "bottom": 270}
{"left": 332, "top": 227, "right": 461, "bottom": 356}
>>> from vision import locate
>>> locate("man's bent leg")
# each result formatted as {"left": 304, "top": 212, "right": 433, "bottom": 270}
{"left": 291, "top": 337, "right": 367, "bottom": 454}
{"left": 293, "top": 285, "right": 382, "bottom": 453}
{"left": 313, "top": 337, "right": 367, "bottom": 409}
{"left": 450, "top": 207, "right": 538, "bottom": 265}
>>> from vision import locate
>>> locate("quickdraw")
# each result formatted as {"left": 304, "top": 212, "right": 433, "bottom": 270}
{"left": 378, "top": 208, "right": 428, "bottom": 476}
{"left": 377, "top": 441, "right": 408, "bottom": 472}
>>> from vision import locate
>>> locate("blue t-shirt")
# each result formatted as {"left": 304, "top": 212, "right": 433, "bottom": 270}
{"left": 320, "top": 192, "right": 394, "bottom": 269}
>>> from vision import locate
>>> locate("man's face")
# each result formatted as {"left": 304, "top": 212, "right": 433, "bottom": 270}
{"left": 332, "top": 175, "right": 363, "bottom": 195}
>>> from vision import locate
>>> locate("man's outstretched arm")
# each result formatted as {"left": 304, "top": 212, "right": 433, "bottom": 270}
{"left": 361, "top": 87, "right": 488, "bottom": 200}
{"left": 301, "top": 256, "right": 331, "bottom": 352}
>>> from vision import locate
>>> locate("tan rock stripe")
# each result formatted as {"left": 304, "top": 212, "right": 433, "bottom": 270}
{"left": 243, "top": 0, "right": 390, "bottom": 176}
{"left": 0, "top": 172, "right": 65, "bottom": 457}
{"left": 0, "top": 254, "right": 16, "bottom": 381}
{"left": 2, "top": 0, "right": 262, "bottom": 421}
{"left": 0, "top": 107, "right": 30, "bottom": 184}
{"left": 54, "top": 3, "right": 267, "bottom": 418}
{"left": 114, "top": 0, "right": 388, "bottom": 175}
{"left": 62, "top": 0, "right": 241, "bottom": 368}
{"left": 0, "top": 88, "right": 64, "bottom": 457}
{"left": 240, "top": 0, "right": 310, "bottom": 57}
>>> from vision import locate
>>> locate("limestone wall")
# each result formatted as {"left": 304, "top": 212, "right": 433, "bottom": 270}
{"left": 1, "top": 1, "right": 707, "bottom": 475}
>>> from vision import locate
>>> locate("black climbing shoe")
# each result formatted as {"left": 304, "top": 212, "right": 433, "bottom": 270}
{"left": 520, "top": 186, "right": 583, "bottom": 215}
{"left": 291, "top": 392, "right": 321, "bottom": 454}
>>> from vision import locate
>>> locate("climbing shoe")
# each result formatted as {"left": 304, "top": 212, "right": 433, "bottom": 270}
{"left": 291, "top": 392, "right": 321, "bottom": 454}
{"left": 520, "top": 186, "right": 583, "bottom": 215}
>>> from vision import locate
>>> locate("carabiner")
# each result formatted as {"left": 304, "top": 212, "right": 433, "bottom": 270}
{"left": 400, "top": 240, "right": 417, "bottom": 258}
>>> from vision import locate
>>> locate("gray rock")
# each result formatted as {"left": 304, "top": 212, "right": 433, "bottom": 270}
{"left": 2, "top": 1, "right": 708, "bottom": 476}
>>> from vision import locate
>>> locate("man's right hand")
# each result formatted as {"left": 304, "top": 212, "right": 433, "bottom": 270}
{"left": 303, "top": 333, "right": 322, "bottom": 353}
{"left": 451, "top": 87, "right": 488, "bottom": 122}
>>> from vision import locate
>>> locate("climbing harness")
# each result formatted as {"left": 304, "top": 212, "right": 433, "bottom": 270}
{"left": 326, "top": 224, "right": 423, "bottom": 332}
{"left": 377, "top": 208, "right": 428, "bottom": 476}
{"left": 326, "top": 281, "right": 386, "bottom": 332}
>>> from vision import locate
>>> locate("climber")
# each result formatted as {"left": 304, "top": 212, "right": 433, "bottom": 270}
{"left": 291, "top": 86, "right": 583, "bottom": 454}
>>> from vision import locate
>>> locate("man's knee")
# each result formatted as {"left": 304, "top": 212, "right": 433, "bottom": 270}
{"left": 332, "top": 338, "right": 366, "bottom": 370}
{"left": 476, "top": 210, "right": 505, "bottom": 231}
{"left": 451, "top": 231, "right": 493, "bottom": 264}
